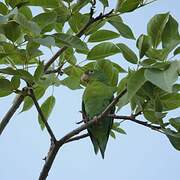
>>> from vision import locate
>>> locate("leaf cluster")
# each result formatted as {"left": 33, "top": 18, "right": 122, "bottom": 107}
{"left": 0, "top": 0, "right": 180, "bottom": 152}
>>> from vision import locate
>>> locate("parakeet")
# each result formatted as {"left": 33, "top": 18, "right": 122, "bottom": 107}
{"left": 81, "top": 69, "right": 115, "bottom": 158}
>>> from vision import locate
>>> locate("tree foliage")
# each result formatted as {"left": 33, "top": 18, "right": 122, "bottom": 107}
{"left": 0, "top": 0, "right": 179, "bottom": 179}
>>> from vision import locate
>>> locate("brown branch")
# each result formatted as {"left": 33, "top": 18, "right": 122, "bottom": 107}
{"left": 45, "top": 67, "right": 63, "bottom": 75}
{"left": 29, "top": 88, "right": 57, "bottom": 142}
{"left": 108, "top": 114, "right": 162, "bottom": 131}
{"left": 0, "top": 94, "right": 25, "bottom": 135}
{"left": 38, "top": 89, "right": 127, "bottom": 180}
{"left": 65, "top": 133, "right": 89, "bottom": 144}
{"left": 44, "top": 46, "right": 67, "bottom": 72}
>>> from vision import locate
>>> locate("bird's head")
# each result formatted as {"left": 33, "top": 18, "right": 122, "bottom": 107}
{"left": 80, "top": 70, "right": 94, "bottom": 84}
{"left": 81, "top": 69, "right": 108, "bottom": 85}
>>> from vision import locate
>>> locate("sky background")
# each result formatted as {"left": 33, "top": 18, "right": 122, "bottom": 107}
{"left": 0, "top": 0, "right": 180, "bottom": 180}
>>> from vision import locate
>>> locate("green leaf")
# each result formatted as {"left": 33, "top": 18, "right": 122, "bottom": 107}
{"left": 154, "top": 95, "right": 163, "bottom": 112}
{"left": 88, "top": 30, "right": 120, "bottom": 42}
{"left": 21, "top": 86, "right": 46, "bottom": 112}
{"left": 172, "top": 84, "right": 180, "bottom": 93}
{"left": 0, "top": 42, "right": 38, "bottom": 65}
{"left": 117, "top": 76, "right": 128, "bottom": 94}
{"left": 28, "top": 0, "right": 59, "bottom": 8}
{"left": 72, "top": 0, "right": 89, "bottom": 13}
{"left": 0, "top": 2, "right": 8, "bottom": 15}
{"left": 33, "top": 12, "right": 57, "bottom": 29}
{"left": 76, "top": 47, "right": 89, "bottom": 55}
{"left": 87, "top": 42, "right": 121, "bottom": 60}
{"left": 137, "top": 34, "right": 151, "bottom": 59}
{"left": 19, "top": 6, "right": 32, "bottom": 19}
{"left": 143, "top": 110, "right": 164, "bottom": 124}
{"left": 54, "top": 33, "right": 88, "bottom": 50}
{"left": 161, "top": 93, "right": 180, "bottom": 111}
{"left": 63, "top": 48, "right": 77, "bottom": 65}
{"left": 38, "top": 95, "right": 56, "bottom": 130}
{"left": 59, "top": 76, "right": 82, "bottom": 90}
{"left": 11, "top": 76, "right": 20, "bottom": 90}
{"left": 34, "top": 36, "right": 56, "bottom": 47}
{"left": 110, "top": 130, "right": 116, "bottom": 139}
{"left": 116, "top": 76, "right": 129, "bottom": 112}
{"left": 108, "top": 16, "right": 135, "bottom": 39}
{"left": 85, "top": 20, "right": 106, "bottom": 35}
{"left": 173, "top": 46, "right": 180, "bottom": 56}
{"left": 99, "top": 0, "right": 109, "bottom": 7}
{"left": 116, "top": 43, "right": 138, "bottom": 64}
{"left": 2, "top": 21, "right": 21, "bottom": 42}
{"left": 34, "top": 62, "right": 44, "bottom": 82}
{"left": 117, "top": 0, "right": 141, "bottom": 13}
{"left": 26, "top": 41, "right": 42, "bottom": 59}
{"left": 144, "top": 61, "right": 179, "bottom": 92}
{"left": 127, "top": 69, "right": 146, "bottom": 99}
{"left": 116, "top": 92, "right": 129, "bottom": 112}
{"left": 0, "top": 67, "right": 34, "bottom": 84}
{"left": 141, "top": 61, "right": 170, "bottom": 71}
{"left": 63, "top": 65, "right": 83, "bottom": 78}
{"left": 112, "top": 122, "right": 126, "bottom": 134}
{"left": 162, "top": 15, "right": 180, "bottom": 49}
{"left": 5, "top": 0, "right": 28, "bottom": 8}
{"left": 169, "top": 117, "right": 180, "bottom": 132}
{"left": 0, "top": 77, "right": 12, "bottom": 97}
{"left": 147, "top": 13, "right": 169, "bottom": 48}
{"left": 146, "top": 48, "right": 168, "bottom": 61}
{"left": 164, "top": 129, "right": 180, "bottom": 151}
{"left": 68, "top": 13, "right": 88, "bottom": 33}
{"left": 111, "top": 62, "right": 126, "bottom": 73}
{"left": 55, "top": 4, "right": 70, "bottom": 24}
{"left": 95, "top": 59, "right": 119, "bottom": 86}
{"left": 14, "top": 12, "right": 41, "bottom": 36}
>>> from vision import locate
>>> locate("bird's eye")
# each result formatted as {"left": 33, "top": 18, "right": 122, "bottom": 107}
{"left": 89, "top": 70, "right": 94, "bottom": 75}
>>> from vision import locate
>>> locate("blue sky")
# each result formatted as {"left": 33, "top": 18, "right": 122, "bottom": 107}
{"left": 0, "top": 1, "right": 180, "bottom": 180}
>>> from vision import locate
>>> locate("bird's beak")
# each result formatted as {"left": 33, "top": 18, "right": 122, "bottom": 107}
{"left": 80, "top": 73, "right": 90, "bottom": 84}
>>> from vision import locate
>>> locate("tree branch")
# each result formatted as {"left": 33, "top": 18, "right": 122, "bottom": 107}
{"left": 44, "top": 46, "right": 67, "bottom": 72}
{"left": 0, "top": 94, "right": 25, "bottom": 135}
{"left": 109, "top": 114, "right": 162, "bottom": 131}
{"left": 38, "top": 89, "right": 127, "bottom": 180}
{"left": 65, "top": 133, "right": 89, "bottom": 144}
{"left": 29, "top": 88, "right": 57, "bottom": 142}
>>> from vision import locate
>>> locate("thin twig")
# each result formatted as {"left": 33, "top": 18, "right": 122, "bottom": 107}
{"left": 44, "top": 46, "right": 67, "bottom": 72}
{"left": 29, "top": 88, "right": 57, "bottom": 142}
{"left": 109, "top": 114, "right": 162, "bottom": 131}
{"left": 45, "top": 63, "right": 64, "bottom": 75}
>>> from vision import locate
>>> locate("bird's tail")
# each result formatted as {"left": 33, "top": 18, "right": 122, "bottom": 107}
{"left": 88, "top": 130, "right": 99, "bottom": 154}
{"left": 89, "top": 116, "right": 113, "bottom": 159}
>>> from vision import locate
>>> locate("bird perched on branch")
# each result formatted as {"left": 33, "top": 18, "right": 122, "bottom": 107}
{"left": 81, "top": 69, "right": 115, "bottom": 158}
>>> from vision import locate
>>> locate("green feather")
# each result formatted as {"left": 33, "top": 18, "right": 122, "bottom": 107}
{"left": 82, "top": 81, "right": 115, "bottom": 158}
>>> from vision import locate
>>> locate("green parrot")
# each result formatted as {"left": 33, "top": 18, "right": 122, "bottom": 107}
{"left": 81, "top": 69, "right": 115, "bottom": 158}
